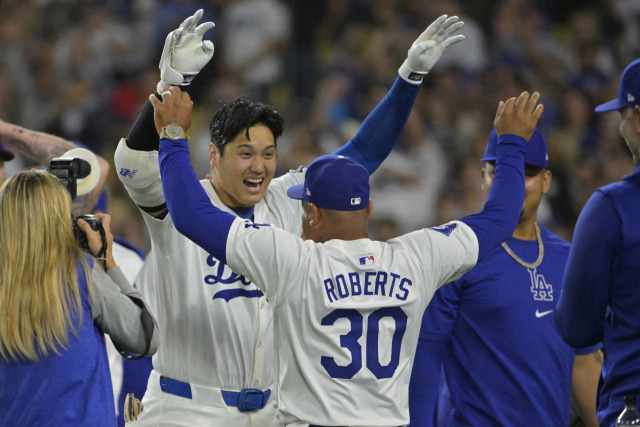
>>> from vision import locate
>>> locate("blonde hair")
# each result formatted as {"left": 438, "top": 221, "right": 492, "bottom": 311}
{"left": 0, "top": 169, "right": 90, "bottom": 362}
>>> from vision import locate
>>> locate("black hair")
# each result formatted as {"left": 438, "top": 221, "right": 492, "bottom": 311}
{"left": 209, "top": 97, "right": 285, "bottom": 155}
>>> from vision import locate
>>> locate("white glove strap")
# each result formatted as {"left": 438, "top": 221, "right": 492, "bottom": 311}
{"left": 398, "top": 60, "right": 427, "bottom": 85}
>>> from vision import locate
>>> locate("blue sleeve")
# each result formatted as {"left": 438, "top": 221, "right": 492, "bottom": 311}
{"left": 459, "top": 134, "right": 526, "bottom": 260}
{"left": 334, "top": 77, "right": 419, "bottom": 174}
{"left": 409, "top": 282, "right": 461, "bottom": 427}
{"left": 555, "top": 191, "right": 619, "bottom": 347}
{"left": 409, "top": 339, "right": 446, "bottom": 427}
{"left": 158, "top": 138, "right": 235, "bottom": 264}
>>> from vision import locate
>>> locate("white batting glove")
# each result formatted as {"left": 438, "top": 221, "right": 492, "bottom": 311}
{"left": 398, "top": 15, "right": 465, "bottom": 84}
{"left": 157, "top": 9, "right": 215, "bottom": 94}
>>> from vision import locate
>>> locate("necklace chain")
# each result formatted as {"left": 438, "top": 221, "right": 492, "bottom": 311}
{"left": 501, "top": 224, "right": 544, "bottom": 269}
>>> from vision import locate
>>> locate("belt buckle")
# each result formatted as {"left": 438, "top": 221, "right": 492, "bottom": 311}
{"left": 237, "top": 388, "right": 266, "bottom": 412}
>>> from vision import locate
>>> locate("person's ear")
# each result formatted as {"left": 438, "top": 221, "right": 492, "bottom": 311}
{"left": 309, "top": 203, "right": 321, "bottom": 226}
{"left": 542, "top": 169, "right": 552, "bottom": 194}
{"left": 209, "top": 142, "right": 219, "bottom": 168}
{"left": 365, "top": 200, "right": 373, "bottom": 221}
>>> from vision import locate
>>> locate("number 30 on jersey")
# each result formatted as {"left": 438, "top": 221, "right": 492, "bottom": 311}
{"left": 321, "top": 307, "right": 407, "bottom": 379}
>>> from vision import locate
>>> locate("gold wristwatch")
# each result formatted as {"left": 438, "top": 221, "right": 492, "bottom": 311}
{"left": 159, "top": 123, "right": 188, "bottom": 140}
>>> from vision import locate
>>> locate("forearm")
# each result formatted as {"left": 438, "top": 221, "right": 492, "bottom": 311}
{"left": 0, "top": 120, "right": 76, "bottom": 161}
{"left": 126, "top": 100, "right": 162, "bottom": 152}
{"left": 334, "top": 77, "right": 419, "bottom": 174}
{"left": 571, "top": 350, "right": 602, "bottom": 427}
{"left": 0, "top": 120, "right": 109, "bottom": 215}
{"left": 158, "top": 138, "right": 235, "bottom": 262}
{"left": 91, "top": 264, "right": 159, "bottom": 357}
{"left": 460, "top": 134, "right": 526, "bottom": 259}
{"left": 556, "top": 192, "right": 616, "bottom": 347}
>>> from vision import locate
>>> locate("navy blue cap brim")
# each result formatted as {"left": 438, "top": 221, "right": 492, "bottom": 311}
{"left": 287, "top": 183, "right": 305, "bottom": 200}
{"left": 595, "top": 99, "right": 624, "bottom": 113}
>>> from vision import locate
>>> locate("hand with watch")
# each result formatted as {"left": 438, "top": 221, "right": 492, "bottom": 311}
{"left": 150, "top": 86, "right": 193, "bottom": 141}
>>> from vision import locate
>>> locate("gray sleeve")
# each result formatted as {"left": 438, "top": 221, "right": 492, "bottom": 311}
{"left": 90, "top": 264, "right": 160, "bottom": 357}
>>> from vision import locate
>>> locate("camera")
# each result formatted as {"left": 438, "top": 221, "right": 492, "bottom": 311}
{"left": 72, "top": 214, "right": 104, "bottom": 253}
{"left": 48, "top": 157, "right": 92, "bottom": 200}
{"left": 48, "top": 155, "right": 106, "bottom": 255}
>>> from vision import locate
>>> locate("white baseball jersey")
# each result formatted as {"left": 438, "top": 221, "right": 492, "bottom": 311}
{"left": 224, "top": 219, "right": 479, "bottom": 426}
{"left": 117, "top": 141, "right": 304, "bottom": 424}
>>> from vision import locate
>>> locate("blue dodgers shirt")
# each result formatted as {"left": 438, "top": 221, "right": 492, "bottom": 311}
{"left": 411, "top": 225, "right": 599, "bottom": 426}
{"left": 557, "top": 166, "right": 640, "bottom": 427}
{"left": 0, "top": 259, "right": 115, "bottom": 427}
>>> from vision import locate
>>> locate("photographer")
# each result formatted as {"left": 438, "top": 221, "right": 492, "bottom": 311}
{"left": 0, "top": 169, "right": 159, "bottom": 426}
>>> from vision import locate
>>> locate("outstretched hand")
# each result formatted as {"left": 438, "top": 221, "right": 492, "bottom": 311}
{"left": 494, "top": 91, "right": 544, "bottom": 141}
{"left": 398, "top": 15, "right": 465, "bottom": 83}
{"left": 157, "top": 9, "right": 215, "bottom": 93}
{"left": 150, "top": 86, "right": 193, "bottom": 135}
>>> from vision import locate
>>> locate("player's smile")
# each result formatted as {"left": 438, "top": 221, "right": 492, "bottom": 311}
{"left": 209, "top": 125, "right": 277, "bottom": 208}
{"left": 244, "top": 177, "right": 264, "bottom": 190}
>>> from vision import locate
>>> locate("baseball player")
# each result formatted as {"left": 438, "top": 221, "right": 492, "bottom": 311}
{"left": 115, "top": 10, "right": 465, "bottom": 426}
{"left": 556, "top": 57, "right": 640, "bottom": 427}
{"left": 154, "top": 87, "right": 542, "bottom": 426}
{"left": 408, "top": 128, "right": 601, "bottom": 426}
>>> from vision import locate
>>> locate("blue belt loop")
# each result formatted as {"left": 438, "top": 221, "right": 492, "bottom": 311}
{"left": 159, "top": 376, "right": 192, "bottom": 399}
{"left": 221, "top": 388, "right": 272, "bottom": 412}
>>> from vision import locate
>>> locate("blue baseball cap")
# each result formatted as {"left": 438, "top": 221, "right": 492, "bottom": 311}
{"left": 480, "top": 128, "right": 549, "bottom": 168}
{"left": 595, "top": 58, "right": 640, "bottom": 113}
{"left": 287, "top": 154, "right": 369, "bottom": 211}
{"left": 0, "top": 138, "right": 14, "bottom": 161}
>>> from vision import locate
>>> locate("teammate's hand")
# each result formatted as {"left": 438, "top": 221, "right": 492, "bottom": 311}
{"left": 398, "top": 15, "right": 465, "bottom": 84}
{"left": 157, "top": 9, "right": 215, "bottom": 94}
{"left": 150, "top": 86, "right": 193, "bottom": 134}
{"left": 494, "top": 91, "right": 544, "bottom": 141}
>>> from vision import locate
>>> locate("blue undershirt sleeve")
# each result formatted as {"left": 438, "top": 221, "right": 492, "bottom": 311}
{"left": 409, "top": 282, "right": 461, "bottom": 427}
{"left": 334, "top": 77, "right": 419, "bottom": 174}
{"left": 459, "top": 134, "right": 526, "bottom": 260}
{"left": 409, "top": 339, "right": 447, "bottom": 427}
{"left": 158, "top": 138, "right": 235, "bottom": 264}
{"left": 555, "top": 191, "right": 618, "bottom": 347}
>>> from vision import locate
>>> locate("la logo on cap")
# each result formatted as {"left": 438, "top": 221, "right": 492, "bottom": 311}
{"left": 628, "top": 93, "right": 636, "bottom": 103}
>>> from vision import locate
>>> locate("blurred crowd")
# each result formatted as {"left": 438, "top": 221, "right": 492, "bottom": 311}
{"left": 2, "top": 0, "right": 640, "bottom": 250}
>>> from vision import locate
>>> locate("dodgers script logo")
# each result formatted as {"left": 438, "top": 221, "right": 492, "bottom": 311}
{"left": 528, "top": 268, "right": 553, "bottom": 301}
{"left": 205, "top": 254, "right": 263, "bottom": 301}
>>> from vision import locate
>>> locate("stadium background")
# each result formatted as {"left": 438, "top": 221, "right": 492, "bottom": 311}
{"left": 1, "top": 0, "right": 638, "bottom": 251}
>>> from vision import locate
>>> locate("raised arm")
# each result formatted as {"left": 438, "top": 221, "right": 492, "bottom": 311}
{"left": 152, "top": 87, "right": 235, "bottom": 262}
{"left": 460, "top": 92, "right": 544, "bottom": 260}
{"left": 336, "top": 15, "right": 465, "bottom": 174}
{"left": 0, "top": 118, "right": 109, "bottom": 216}
{"left": 115, "top": 9, "right": 215, "bottom": 218}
